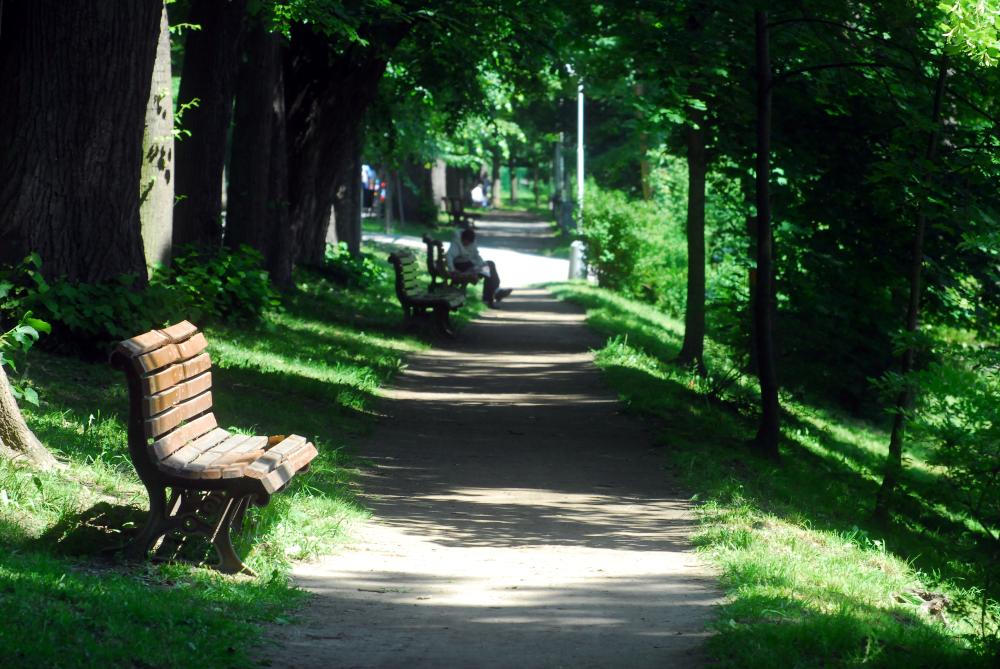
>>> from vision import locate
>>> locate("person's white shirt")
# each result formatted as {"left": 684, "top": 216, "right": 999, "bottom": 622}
{"left": 446, "top": 234, "right": 490, "bottom": 277}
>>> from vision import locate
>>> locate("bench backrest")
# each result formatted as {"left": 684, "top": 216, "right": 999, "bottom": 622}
{"left": 113, "top": 321, "right": 219, "bottom": 476}
{"left": 387, "top": 249, "right": 424, "bottom": 299}
{"left": 421, "top": 235, "right": 447, "bottom": 285}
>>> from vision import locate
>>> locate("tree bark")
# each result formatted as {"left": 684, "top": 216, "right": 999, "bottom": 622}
{"left": 534, "top": 163, "right": 541, "bottom": 207}
{"left": 140, "top": 3, "right": 175, "bottom": 275}
{"left": 0, "top": 1, "right": 160, "bottom": 283}
{"left": 227, "top": 23, "right": 293, "bottom": 288}
{"left": 172, "top": 0, "right": 247, "bottom": 251}
{"left": 509, "top": 157, "right": 518, "bottom": 204}
{"left": 491, "top": 153, "right": 503, "bottom": 208}
{"left": 751, "top": 10, "right": 780, "bottom": 460}
{"left": 286, "top": 22, "right": 407, "bottom": 267}
{"left": 331, "top": 133, "right": 362, "bottom": 256}
{"left": 0, "top": 365, "right": 57, "bottom": 470}
{"left": 677, "top": 115, "right": 708, "bottom": 373}
{"left": 383, "top": 164, "right": 394, "bottom": 233}
{"left": 873, "top": 58, "right": 949, "bottom": 523}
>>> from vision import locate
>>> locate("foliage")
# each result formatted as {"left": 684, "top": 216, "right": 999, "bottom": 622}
{"left": 153, "top": 244, "right": 281, "bottom": 323}
{"left": 550, "top": 280, "right": 998, "bottom": 665}
{"left": 0, "top": 248, "right": 432, "bottom": 666}
{"left": 579, "top": 181, "right": 688, "bottom": 316}
{"left": 323, "top": 242, "right": 387, "bottom": 288}
{"left": 0, "top": 247, "right": 280, "bottom": 350}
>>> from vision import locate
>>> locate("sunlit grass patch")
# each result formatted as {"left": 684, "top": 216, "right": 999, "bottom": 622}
{"left": 551, "top": 280, "right": 996, "bottom": 666}
{"left": 0, "top": 260, "right": 428, "bottom": 667}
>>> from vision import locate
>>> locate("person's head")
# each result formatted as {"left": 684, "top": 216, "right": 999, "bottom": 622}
{"left": 461, "top": 228, "right": 476, "bottom": 245}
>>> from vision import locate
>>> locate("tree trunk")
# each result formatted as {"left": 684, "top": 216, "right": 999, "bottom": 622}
{"left": 331, "top": 133, "right": 362, "bottom": 256}
{"left": 286, "top": 22, "right": 407, "bottom": 267}
{"left": 509, "top": 158, "right": 518, "bottom": 204}
{"left": 873, "top": 58, "right": 949, "bottom": 523}
{"left": 395, "top": 170, "right": 406, "bottom": 226}
{"left": 0, "top": 365, "right": 57, "bottom": 470}
{"left": 140, "top": 3, "right": 175, "bottom": 275}
{"left": 227, "top": 23, "right": 293, "bottom": 288}
{"left": 0, "top": 1, "right": 160, "bottom": 283}
{"left": 677, "top": 116, "right": 707, "bottom": 373}
{"left": 534, "top": 163, "right": 541, "bottom": 208}
{"left": 172, "top": 0, "right": 247, "bottom": 251}
{"left": 491, "top": 153, "right": 503, "bottom": 208}
{"left": 383, "top": 165, "right": 394, "bottom": 233}
{"left": 751, "top": 10, "right": 780, "bottom": 460}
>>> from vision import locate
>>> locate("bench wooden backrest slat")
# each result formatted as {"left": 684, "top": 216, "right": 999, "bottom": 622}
{"left": 145, "top": 390, "right": 214, "bottom": 439}
{"left": 142, "top": 352, "right": 212, "bottom": 395}
{"left": 135, "top": 332, "right": 209, "bottom": 373}
{"left": 150, "top": 412, "right": 219, "bottom": 459}
{"left": 144, "top": 371, "right": 212, "bottom": 417}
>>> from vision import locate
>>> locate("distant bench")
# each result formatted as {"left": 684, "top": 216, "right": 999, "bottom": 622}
{"left": 388, "top": 248, "right": 465, "bottom": 336}
{"left": 441, "top": 196, "right": 479, "bottom": 229}
{"left": 112, "top": 321, "right": 317, "bottom": 574}
{"left": 421, "top": 234, "right": 481, "bottom": 292}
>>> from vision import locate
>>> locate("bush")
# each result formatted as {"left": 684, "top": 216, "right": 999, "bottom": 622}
{"left": 0, "top": 246, "right": 280, "bottom": 350}
{"left": 323, "top": 242, "right": 386, "bottom": 288}
{"left": 579, "top": 181, "right": 687, "bottom": 314}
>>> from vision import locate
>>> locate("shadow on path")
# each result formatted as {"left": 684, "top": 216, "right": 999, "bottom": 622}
{"left": 266, "top": 215, "right": 720, "bottom": 668}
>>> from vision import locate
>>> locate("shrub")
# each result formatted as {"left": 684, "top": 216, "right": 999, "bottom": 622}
{"left": 0, "top": 246, "right": 280, "bottom": 350}
{"left": 323, "top": 242, "right": 386, "bottom": 288}
{"left": 579, "top": 181, "right": 687, "bottom": 314}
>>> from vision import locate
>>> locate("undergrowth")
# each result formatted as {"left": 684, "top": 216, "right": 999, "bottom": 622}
{"left": 0, "top": 246, "right": 440, "bottom": 668}
{"left": 550, "top": 280, "right": 998, "bottom": 667}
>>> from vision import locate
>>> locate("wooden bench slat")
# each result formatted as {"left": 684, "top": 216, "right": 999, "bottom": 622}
{"left": 145, "top": 390, "right": 213, "bottom": 439}
{"left": 159, "top": 321, "right": 198, "bottom": 342}
{"left": 135, "top": 332, "right": 209, "bottom": 373}
{"left": 118, "top": 329, "right": 171, "bottom": 356}
{"left": 179, "top": 434, "right": 256, "bottom": 478}
{"left": 141, "top": 352, "right": 211, "bottom": 395}
{"left": 159, "top": 427, "right": 231, "bottom": 469}
{"left": 143, "top": 371, "right": 212, "bottom": 418}
{"left": 150, "top": 412, "right": 219, "bottom": 459}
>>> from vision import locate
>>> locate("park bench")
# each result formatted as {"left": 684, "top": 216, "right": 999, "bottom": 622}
{"left": 388, "top": 248, "right": 465, "bottom": 336}
{"left": 421, "top": 234, "right": 481, "bottom": 293}
{"left": 441, "top": 196, "right": 479, "bottom": 229}
{"left": 111, "top": 321, "right": 318, "bottom": 575}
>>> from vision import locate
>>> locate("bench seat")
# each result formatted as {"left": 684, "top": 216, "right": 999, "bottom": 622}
{"left": 388, "top": 248, "right": 466, "bottom": 336}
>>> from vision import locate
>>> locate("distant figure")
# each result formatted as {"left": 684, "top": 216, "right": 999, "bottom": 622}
{"left": 446, "top": 228, "right": 512, "bottom": 307}
{"left": 471, "top": 181, "right": 488, "bottom": 208}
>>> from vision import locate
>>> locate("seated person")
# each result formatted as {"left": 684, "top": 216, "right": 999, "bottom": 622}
{"left": 446, "top": 228, "right": 512, "bottom": 307}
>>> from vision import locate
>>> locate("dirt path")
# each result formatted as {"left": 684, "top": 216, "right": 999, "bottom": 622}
{"left": 266, "top": 212, "right": 719, "bottom": 668}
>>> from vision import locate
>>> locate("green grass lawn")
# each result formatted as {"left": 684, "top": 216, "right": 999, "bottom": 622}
{"left": 549, "top": 281, "right": 998, "bottom": 668}
{"left": 0, "top": 246, "right": 464, "bottom": 668}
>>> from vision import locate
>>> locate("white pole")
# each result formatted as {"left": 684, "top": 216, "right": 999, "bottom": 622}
{"left": 577, "top": 81, "right": 585, "bottom": 210}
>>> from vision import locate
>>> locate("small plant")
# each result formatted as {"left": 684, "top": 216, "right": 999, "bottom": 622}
{"left": 323, "top": 242, "right": 386, "bottom": 288}
{"left": 0, "top": 255, "right": 52, "bottom": 405}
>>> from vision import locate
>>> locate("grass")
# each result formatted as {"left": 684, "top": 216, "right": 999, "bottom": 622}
{"left": 0, "top": 244, "right": 463, "bottom": 668}
{"left": 549, "top": 281, "right": 998, "bottom": 667}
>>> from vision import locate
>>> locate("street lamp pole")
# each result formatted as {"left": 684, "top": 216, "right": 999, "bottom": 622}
{"left": 577, "top": 81, "right": 584, "bottom": 211}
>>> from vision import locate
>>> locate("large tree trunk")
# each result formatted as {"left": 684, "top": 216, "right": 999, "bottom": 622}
{"left": 677, "top": 115, "right": 707, "bottom": 373}
{"left": 751, "top": 10, "right": 780, "bottom": 460}
{"left": 491, "top": 153, "right": 503, "bottom": 208}
{"left": 331, "top": 133, "right": 362, "bottom": 256}
{"left": 0, "top": 366, "right": 57, "bottom": 470}
{"left": 0, "top": 1, "right": 160, "bottom": 283}
{"left": 873, "top": 58, "right": 949, "bottom": 523}
{"left": 509, "top": 157, "right": 518, "bottom": 204}
{"left": 286, "top": 22, "right": 407, "bottom": 267}
{"left": 140, "top": 3, "right": 175, "bottom": 275}
{"left": 227, "top": 23, "right": 294, "bottom": 288}
{"left": 172, "top": 0, "right": 247, "bottom": 251}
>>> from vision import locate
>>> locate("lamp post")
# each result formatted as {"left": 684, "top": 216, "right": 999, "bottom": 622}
{"left": 577, "top": 80, "right": 584, "bottom": 211}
